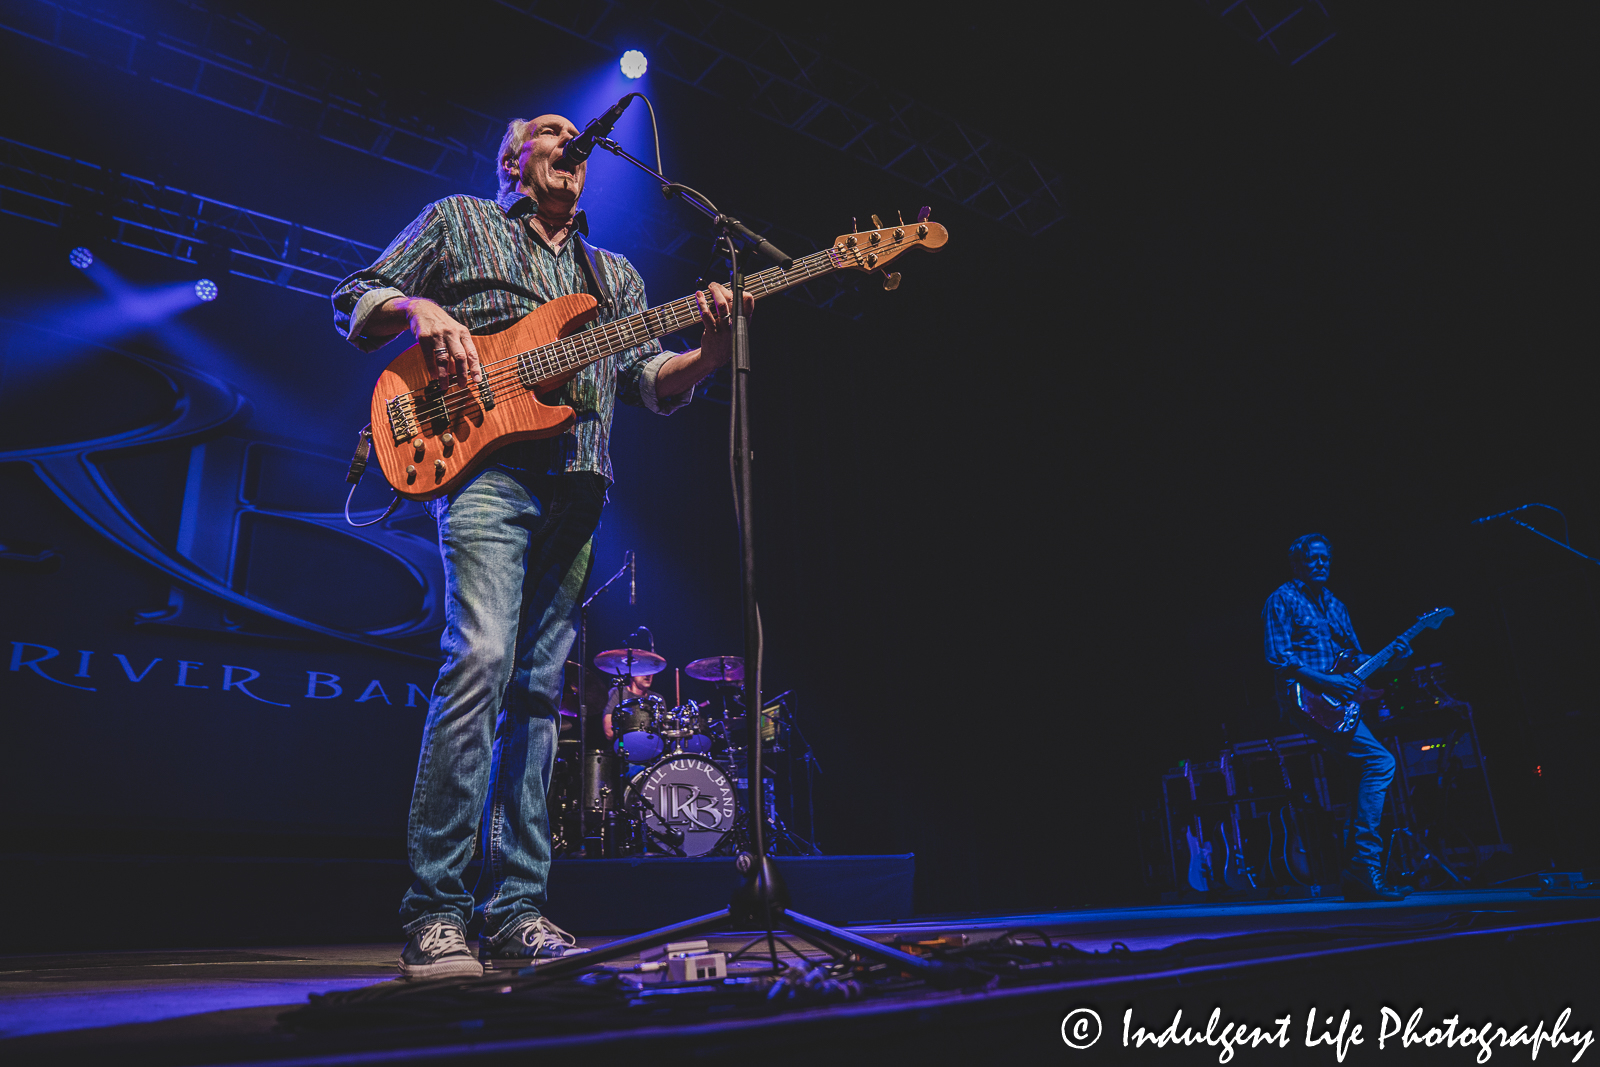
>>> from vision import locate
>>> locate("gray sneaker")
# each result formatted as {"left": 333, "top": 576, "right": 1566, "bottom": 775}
{"left": 481, "top": 914, "right": 591, "bottom": 969}
{"left": 399, "top": 921, "right": 485, "bottom": 979}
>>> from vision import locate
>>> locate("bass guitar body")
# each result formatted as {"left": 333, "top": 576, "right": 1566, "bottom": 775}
{"left": 367, "top": 293, "right": 600, "bottom": 502}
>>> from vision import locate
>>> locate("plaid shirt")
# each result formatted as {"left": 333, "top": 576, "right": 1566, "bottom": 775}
{"left": 1263, "top": 580, "right": 1365, "bottom": 685}
{"left": 331, "top": 190, "right": 689, "bottom": 484}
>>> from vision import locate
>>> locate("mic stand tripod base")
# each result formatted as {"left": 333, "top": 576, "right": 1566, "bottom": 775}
{"left": 513, "top": 868, "right": 978, "bottom": 989}
{"left": 729, "top": 852, "right": 788, "bottom": 927}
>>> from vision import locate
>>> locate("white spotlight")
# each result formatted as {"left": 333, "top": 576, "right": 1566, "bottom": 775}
{"left": 620, "top": 50, "right": 648, "bottom": 79}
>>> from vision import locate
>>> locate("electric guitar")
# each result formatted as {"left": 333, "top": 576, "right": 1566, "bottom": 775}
{"left": 1265, "top": 740, "right": 1313, "bottom": 887}
{"left": 367, "top": 212, "right": 950, "bottom": 501}
{"left": 1293, "top": 607, "right": 1454, "bottom": 732}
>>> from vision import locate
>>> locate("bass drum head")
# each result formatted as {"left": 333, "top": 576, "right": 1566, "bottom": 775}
{"left": 624, "top": 753, "right": 737, "bottom": 856}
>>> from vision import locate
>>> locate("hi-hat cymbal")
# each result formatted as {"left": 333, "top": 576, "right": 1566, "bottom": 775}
{"left": 593, "top": 648, "right": 667, "bottom": 676}
{"left": 684, "top": 655, "right": 744, "bottom": 682}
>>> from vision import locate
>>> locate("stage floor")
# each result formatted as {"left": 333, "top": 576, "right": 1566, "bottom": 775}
{"left": 5, "top": 888, "right": 1599, "bottom": 1064}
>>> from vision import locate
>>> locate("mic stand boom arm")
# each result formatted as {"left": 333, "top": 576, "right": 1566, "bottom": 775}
{"left": 589, "top": 137, "right": 793, "bottom": 269}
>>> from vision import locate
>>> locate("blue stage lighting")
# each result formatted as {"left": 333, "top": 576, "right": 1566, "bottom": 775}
{"left": 68, "top": 246, "right": 94, "bottom": 270}
{"left": 194, "top": 278, "right": 219, "bottom": 302}
{"left": 620, "top": 50, "right": 647, "bottom": 79}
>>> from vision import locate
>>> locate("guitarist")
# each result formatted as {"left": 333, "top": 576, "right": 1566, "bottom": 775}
{"left": 1262, "top": 533, "right": 1412, "bottom": 903}
{"left": 331, "top": 114, "right": 748, "bottom": 978}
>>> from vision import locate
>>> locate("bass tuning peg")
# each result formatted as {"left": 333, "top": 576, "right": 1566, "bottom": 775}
{"left": 880, "top": 270, "right": 901, "bottom": 291}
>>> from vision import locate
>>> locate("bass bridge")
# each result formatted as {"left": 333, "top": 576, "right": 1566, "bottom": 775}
{"left": 385, "top": 392, "right": 420, "bottom": 445}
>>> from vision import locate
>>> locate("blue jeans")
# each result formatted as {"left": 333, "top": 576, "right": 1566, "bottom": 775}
{"left": 399, "top": 468, "right": 603, "bottom": 938}
{"left": 1290, "top": 713, "right": 1396, "bottom": 870}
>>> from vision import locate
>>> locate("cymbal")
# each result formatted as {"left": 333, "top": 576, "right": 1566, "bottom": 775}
{"left": 593, "top": 648, "right": 668, "bottom": 676}
{"left": 684, "top": 655, "right": 744, "bottom": 682}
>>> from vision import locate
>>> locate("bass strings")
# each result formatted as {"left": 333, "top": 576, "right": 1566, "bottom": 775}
{"left": 403, "top": 246, "right": 844, "bottom": 427}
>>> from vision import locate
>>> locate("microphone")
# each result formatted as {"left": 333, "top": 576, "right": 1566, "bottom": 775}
{"left": 561, "top": 93, "right": 637, "bottom": 168}
{"left": 1471, "top": 504, "right": 1534, "bottom": 524}
{"left": 628, "top": 550, "right": 636, "bottom": 605}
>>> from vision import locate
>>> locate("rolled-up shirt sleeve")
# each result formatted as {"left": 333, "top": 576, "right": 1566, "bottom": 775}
{"left": 331, "top": 202, "right": 447, "bottom": 352}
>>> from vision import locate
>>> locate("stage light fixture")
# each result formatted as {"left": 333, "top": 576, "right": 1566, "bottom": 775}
{"left": 194, "top": 278, "right": 219, "bottom": 302}
{"left": 620, "top": 50, "right": 648, "bottom": 79}
{"left": 68, "top": 246, "right": 94, "bottom": 270}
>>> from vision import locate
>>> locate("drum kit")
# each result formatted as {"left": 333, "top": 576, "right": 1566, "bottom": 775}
{"left": 550, "top": 648, "right": 817, "bottom": 859}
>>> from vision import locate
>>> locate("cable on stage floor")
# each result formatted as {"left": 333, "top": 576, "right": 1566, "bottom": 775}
{"left": 276, "top": 910, "right": 1514, "bottom": 1040}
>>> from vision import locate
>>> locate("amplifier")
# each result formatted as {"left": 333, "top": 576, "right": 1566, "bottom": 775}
{"left": 1399, "top": 734, "right": 1479, "bottom": 778}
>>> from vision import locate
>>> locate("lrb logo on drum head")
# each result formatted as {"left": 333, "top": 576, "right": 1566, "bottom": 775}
{"left": 646, "top": 757, "right": 734, "bottom": 829}
{"left": 626, "top": 755, "right": 736, "bottom": 855}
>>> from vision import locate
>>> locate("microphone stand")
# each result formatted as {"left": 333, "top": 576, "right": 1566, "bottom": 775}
{"left": 577, "top": 555, "right": 634, "bottom": 854}
{"left": 1501, "top": 517, "right": 1600, "bottom": 568}
{"left": 1476, "top": 503, "right": 1600, "bottom": 568}
{"left": 519, "top": 137, "right": 960, "bottom": 986}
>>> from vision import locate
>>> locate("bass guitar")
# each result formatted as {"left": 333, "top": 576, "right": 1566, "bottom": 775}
{"left": 367, "top": 212, "right": 949, "bottom": 501}
{"left": 1293, "top": 607, "right": 1454, "bottom": 732}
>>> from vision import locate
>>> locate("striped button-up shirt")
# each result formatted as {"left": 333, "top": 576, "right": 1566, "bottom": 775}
{"left": 1263, "top": 580, "right": 1365, "bottom": 707}
{"left": 331, "top": 190, "right": 688, "bottom": 484}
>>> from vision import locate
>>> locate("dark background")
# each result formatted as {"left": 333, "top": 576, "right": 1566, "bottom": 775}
{"left": 0, "top": 1, "right": 1594, "bottom": 916}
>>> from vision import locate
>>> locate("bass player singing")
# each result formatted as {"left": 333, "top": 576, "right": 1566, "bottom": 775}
{"left": 331, "top": 113, "right": 751, "bottom": 978}
{"left": 1262, "top": 532, "right": 1412, "bottom": 902}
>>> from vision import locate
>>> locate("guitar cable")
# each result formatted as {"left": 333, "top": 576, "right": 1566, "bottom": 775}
{"left": 344, "top": 424, "right": 404, "bottom": 528}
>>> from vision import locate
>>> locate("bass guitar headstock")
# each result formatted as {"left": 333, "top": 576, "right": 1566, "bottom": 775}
{"left": 832, "top": 207, "right": 949, "bottom": 290}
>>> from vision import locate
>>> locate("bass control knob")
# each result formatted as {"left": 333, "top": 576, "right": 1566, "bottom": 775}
{"left": 434, "top": 459, "right": 446, "bottom": 477}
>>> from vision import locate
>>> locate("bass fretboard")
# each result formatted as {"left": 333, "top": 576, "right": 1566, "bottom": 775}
{"left": 514, "top": 245, "right": 846, "bottom": 387}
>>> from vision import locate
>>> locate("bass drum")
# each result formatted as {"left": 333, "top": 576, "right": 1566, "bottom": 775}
{"left": 623, "top": 753, "right": 738, "bottom": 857}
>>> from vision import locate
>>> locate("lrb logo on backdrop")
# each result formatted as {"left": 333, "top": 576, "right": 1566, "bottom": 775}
{"left": 0, "top": 326, "right": 445, "bottom": 654}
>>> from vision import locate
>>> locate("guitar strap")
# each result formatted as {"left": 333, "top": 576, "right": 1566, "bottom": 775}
{"left": 573, "top": 231, "right": 615, "bottom": 316}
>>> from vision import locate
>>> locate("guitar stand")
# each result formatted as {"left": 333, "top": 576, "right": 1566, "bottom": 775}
{"left": 507, "top": 136, "right": 972, "bottom": 991}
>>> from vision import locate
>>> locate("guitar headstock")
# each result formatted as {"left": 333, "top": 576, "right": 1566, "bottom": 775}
{"left": 1416, "top": 607, "right": 1455, "bottom": 629}
{"left": 832, "top": 209, "right": 949, "bottom": 289}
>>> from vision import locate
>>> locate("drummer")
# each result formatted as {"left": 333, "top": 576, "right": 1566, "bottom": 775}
{"left": 601, "top": 673, "right": 657, "bottom": 743}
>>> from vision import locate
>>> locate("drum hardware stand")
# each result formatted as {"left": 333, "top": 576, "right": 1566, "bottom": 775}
{"left": 635, "top": 792, "right": 687, "bottom": 857}
{"left": 513, "top": 132, "right": 965, "bottom": 987}
{"left": 576, "top": 554, "right": 636, "bottom": 855}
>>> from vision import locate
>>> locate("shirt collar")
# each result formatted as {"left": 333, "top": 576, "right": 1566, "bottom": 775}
{"left": 499, "top": 191, "right": 588, "bottom": 238}
{"left": 1294, "top": 578, "right": 1329, "bottom": 606}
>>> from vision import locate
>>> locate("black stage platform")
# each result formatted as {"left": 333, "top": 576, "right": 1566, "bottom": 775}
{"left": 4, "top": 888, "right": 1597, "bottom": 1065}
{"left": 3, "top": 853, "right": 914, "bottom": 949}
